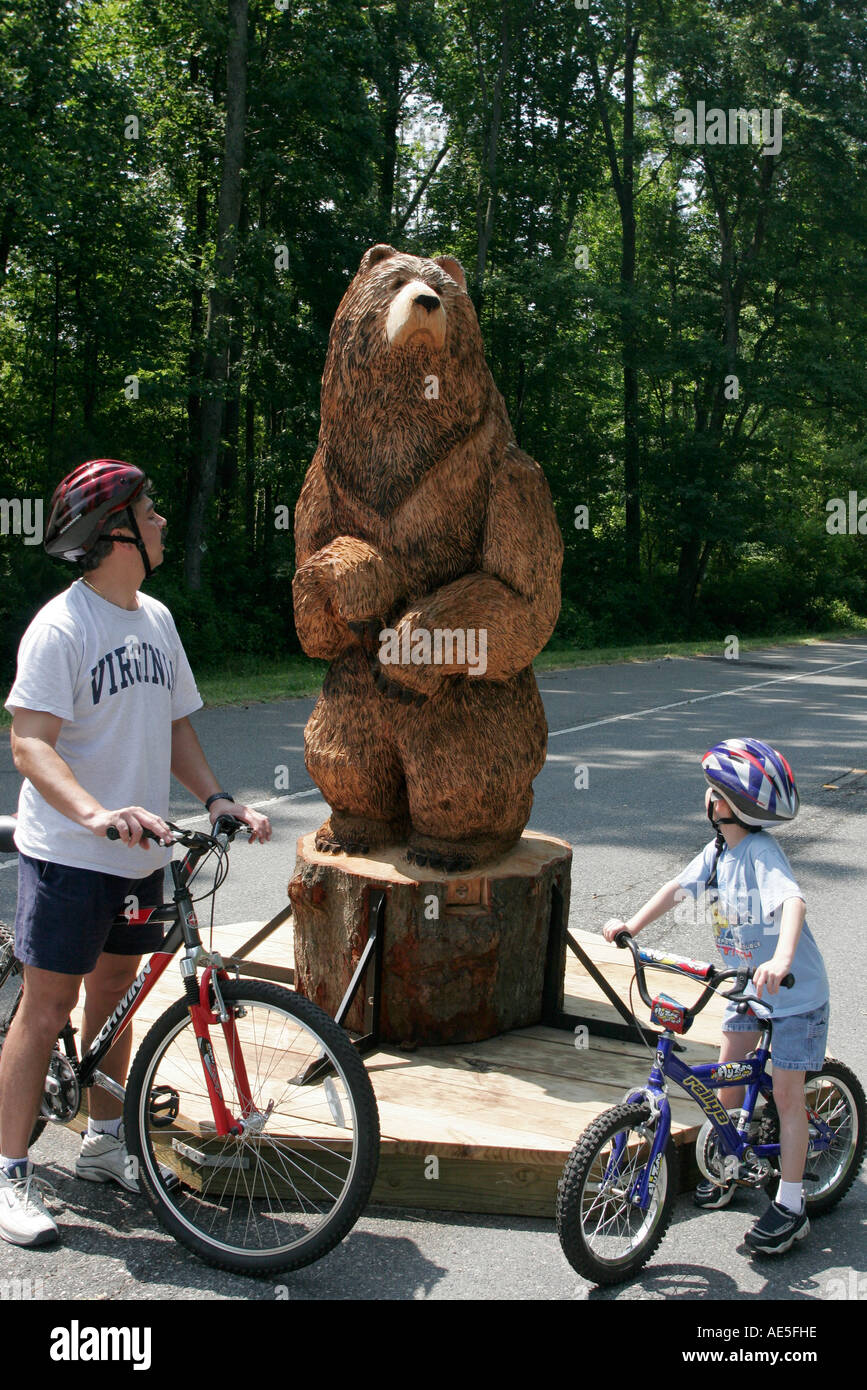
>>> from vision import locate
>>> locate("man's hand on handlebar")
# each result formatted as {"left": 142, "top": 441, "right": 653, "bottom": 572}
{"left": 208, "top": 801, "right": 271, "bottom": 845}
{"left": 91, "top": 806, "right": 174, "bottom": 849}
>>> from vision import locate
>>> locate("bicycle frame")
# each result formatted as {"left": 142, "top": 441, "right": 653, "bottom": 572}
{"left": 45, "top": 829, "right": 257, "bottom": 1137}
{"left": 619, "top": 1026, "right": 836, "bottom": 1209}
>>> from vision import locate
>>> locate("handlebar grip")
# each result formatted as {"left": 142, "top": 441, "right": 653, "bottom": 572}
{"left": 106, "top": 825, "right": 166, "bottom": 843}
{"left": 614, "top": 930, "right": 632, "bottom": 949}
{"left": 781, "top": 973, "right": 795, "bottom": 988}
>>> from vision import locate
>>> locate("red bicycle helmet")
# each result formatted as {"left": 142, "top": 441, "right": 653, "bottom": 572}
{"left": 44, "top": 460, "right": 148, "bottom": 562}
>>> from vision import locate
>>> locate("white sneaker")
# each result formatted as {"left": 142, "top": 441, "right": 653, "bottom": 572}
{"left": 76, "top": 1124, "right": 139, "bottom": 1193}
{"left": 0, "top": 1162, "right": 59, "bottom": 1247}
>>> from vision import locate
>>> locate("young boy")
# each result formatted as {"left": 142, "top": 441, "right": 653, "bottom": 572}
{"left": 603, "top": 738, "right": 830, "bottom": 1255}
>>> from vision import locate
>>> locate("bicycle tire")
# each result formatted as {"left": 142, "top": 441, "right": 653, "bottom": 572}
{"left": 124, "top": 979, "right": 380, "bottom": 1275}
{"left": 0, "top": 926, "right": 47, "bottom": 1147}
{"left": 557, "top": 1102, "right": 679, "bottom": 1286}
{"left": 756, "top": 1058, "right": 866, "bottom": 1216}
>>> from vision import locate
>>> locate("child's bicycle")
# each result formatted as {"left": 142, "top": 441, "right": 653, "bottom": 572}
{"left": 0, "top": 814, "right": 380, "bottom": 1276}
{"left": 556, "top": 930, "right": 866, "bottom": 1285}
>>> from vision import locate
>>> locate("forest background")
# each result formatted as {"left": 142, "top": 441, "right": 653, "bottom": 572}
{"left": 1, "top": 0, "right": 866, "bottom": 687}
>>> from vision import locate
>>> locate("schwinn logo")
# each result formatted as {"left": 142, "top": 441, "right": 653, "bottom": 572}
{"left": 87, "top": 962, "right": 152, "bottom": 1052}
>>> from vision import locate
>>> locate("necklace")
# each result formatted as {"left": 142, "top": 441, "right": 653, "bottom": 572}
{"left": 81, "top": 576, "right": 138, "bottom": 611}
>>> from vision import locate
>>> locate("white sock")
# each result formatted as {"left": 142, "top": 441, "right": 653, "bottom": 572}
{"left": 776, "top": 1179, "right": 803, "bottom": 1214}
{"left": 0, "top": 1154, "right": 28, "bottom": 1175}
{"left": 88, "top": 1117, "right": 123, "bottom": 1139}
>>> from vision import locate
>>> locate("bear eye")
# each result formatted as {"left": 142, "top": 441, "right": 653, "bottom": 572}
{"left": 393, "top": 277, "right": 407, "bottom": 290}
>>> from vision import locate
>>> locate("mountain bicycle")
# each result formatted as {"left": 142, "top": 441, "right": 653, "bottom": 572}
{"left": 556, "top": 930, "right": 865, "bottom": 1285}
{"left": 0, "top": 814, "right": 380, "bottom": 1275}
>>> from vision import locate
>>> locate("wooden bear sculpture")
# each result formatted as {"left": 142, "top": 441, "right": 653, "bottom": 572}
{"left": 293, "top": 244, "right": 562, "bottom": 872}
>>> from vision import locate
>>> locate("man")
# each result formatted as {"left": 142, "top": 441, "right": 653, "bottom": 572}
{"left": 0, "top": 459, "right": 270, "bottom": 1247}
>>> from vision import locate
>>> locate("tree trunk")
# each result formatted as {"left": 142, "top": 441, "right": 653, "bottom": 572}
{"left": 473, "top": 11, "right": 512, "bottom": 317}
{"left": 185, "top": 0, "right": 249, "bottom": 589}
{"left": 0, "top": 203, "right": 15, "bottom": 284}
{"left": 291, "top": 831, "right": 572, "bottom": 1045}
{"left": 582, "top": 8, "right": 641, "bottom": 577}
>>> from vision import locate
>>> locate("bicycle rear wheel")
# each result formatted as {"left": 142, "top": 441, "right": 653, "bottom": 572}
{"left": 755, "top": 1059, "right": 865, "bottom": 1214}
{"left": 124, "top": 979, "right": 380, "bottom": 1275}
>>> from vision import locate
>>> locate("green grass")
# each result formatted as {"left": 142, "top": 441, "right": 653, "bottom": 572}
{"left": 2, "top": 625, "right": 865, "bottom": 729}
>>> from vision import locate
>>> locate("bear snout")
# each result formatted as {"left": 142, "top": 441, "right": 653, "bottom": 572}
{"left": 386, "top": 279, "right": 446, "bottom": 350}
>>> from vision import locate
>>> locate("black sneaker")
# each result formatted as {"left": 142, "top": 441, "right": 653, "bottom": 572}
{"left": 694, "top": 1178, "right": 736, "bottom": 1209}
{"left": 745, "top": 1199, "right": 809, "bottom": 1255}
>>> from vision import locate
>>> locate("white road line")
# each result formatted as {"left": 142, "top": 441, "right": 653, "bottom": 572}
{"left": 173, "top": 786, "right": 322, "bottom": 827}
{"left": 547, "top": 654, "right": 867, "bottom": 738}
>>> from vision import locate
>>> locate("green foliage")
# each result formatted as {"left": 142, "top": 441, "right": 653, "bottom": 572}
{"left": 1, "top": 0, "right": 867, "bottom": 691}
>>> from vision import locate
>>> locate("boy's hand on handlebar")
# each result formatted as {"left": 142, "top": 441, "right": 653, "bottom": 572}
{"left": 752, "top": 957, "right": 793, "bottom": 998}
{"left": 92, "top": 807, "right": 174, "bottom": 848}
{"left": 210, "top": 802, "right": 271, "bottom": 845}
{"left": 603, "top": 918, "right": 633, "bottom": 944}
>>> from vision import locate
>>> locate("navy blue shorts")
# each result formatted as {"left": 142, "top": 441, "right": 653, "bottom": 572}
{"left": 14, "top": 854, "right": 167, "bottom": 977}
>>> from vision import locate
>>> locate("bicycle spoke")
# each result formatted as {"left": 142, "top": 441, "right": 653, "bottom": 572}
{"left": 131, "top": 990, "right": 373, "bottom": 1264}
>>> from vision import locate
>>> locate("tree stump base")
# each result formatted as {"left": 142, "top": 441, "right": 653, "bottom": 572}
{"left": 289, "top": 830, "right": 572, "bottom": 1046}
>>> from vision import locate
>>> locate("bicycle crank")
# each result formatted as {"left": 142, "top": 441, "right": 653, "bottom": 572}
{"left": 40, "top": 1049, "right": 80, "bottom": 1123}
{"left": 695, "top": 1119, "right": 773, "bottom": 1186}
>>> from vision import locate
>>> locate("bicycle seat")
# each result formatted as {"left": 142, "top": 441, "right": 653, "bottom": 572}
{"left": 0, "top": 817, "right": 18, "bottom": 854}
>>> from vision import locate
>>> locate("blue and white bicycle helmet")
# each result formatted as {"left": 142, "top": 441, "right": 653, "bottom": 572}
{"left": 702, "top": 738, "right": 799, "bottom": 827}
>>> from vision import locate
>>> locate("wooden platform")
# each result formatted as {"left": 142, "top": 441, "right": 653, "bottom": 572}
{"left": 64, "top": 913, "right": 725, "bottom": 1216}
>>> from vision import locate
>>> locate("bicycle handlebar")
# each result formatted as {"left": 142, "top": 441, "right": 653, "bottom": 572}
{"left": 106, "top": 815, "right": 249, "bottom": 848}
{"left": 613, "top": 930, "right": 794, "bottom": 1021}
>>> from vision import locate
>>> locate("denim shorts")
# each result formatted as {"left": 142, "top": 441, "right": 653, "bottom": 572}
{"left": 722, "top": 999, "right": 830, "bottom": 1071}
{"left": 14, "top": 853, "right": 167, "bottom": 976}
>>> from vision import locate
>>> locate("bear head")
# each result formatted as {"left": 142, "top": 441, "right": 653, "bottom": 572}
{"left": 319, "top": 244, "right": 508, "bottom": 517}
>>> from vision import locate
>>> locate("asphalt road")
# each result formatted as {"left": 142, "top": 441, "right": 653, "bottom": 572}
{"left": 1, "top": 637, "right": 865, "bottom": 1307}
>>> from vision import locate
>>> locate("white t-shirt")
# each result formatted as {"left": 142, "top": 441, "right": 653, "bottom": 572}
{"left": 5, "top": 579, "right": 203, "bottom": 876}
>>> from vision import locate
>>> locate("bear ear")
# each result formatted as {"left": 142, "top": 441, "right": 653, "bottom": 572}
{"left": 359, "top": 244, "right": 397, "bottom": 275}
{"left": 434, "top": 256, "right": 467, "bottom": 291}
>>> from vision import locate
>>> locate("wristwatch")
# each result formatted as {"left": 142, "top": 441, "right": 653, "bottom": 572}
{"left": 205, "top": 792, "right": 235, "bottom": 811}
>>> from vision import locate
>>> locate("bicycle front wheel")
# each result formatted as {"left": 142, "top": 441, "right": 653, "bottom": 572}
{"left": 125, "top": 980, "right": 380, "bottom": 1275}
{"left": 556, "top": 1103, "right": 678, "bottom": 1286}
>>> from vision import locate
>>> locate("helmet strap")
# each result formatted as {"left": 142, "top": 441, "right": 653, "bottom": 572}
{"left": 106, "top": 507, "right": 152, "bottom": 579}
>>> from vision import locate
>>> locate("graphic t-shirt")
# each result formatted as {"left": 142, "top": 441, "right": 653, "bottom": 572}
{"left": 676, "top": 832, "right": 828, "bottom": 1017}
{"left": 5, "top": 579, "right": 202, "bottom": 876}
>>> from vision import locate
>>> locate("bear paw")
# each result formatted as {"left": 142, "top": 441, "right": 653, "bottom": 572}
{"left": 368, "top": 657, "right": 427, "bottom": 706}
{"left": 405, "top": 847, "right": 474, "bottom": 873}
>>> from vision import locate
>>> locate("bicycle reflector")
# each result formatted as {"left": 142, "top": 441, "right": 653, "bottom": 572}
{"left": 650, "top": 993, "right": 688, "bottom": 1034}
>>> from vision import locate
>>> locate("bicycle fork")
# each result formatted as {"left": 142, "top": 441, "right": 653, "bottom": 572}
{"left": 186, "top": 966, "right": 256, "bottom": 1137}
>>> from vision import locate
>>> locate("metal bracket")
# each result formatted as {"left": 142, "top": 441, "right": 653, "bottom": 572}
{"left": 294, "top": 887, "right": 386, "bottom": 1085}
{"left": 541, "top": 885, "right": 664, "bottom": 1048}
